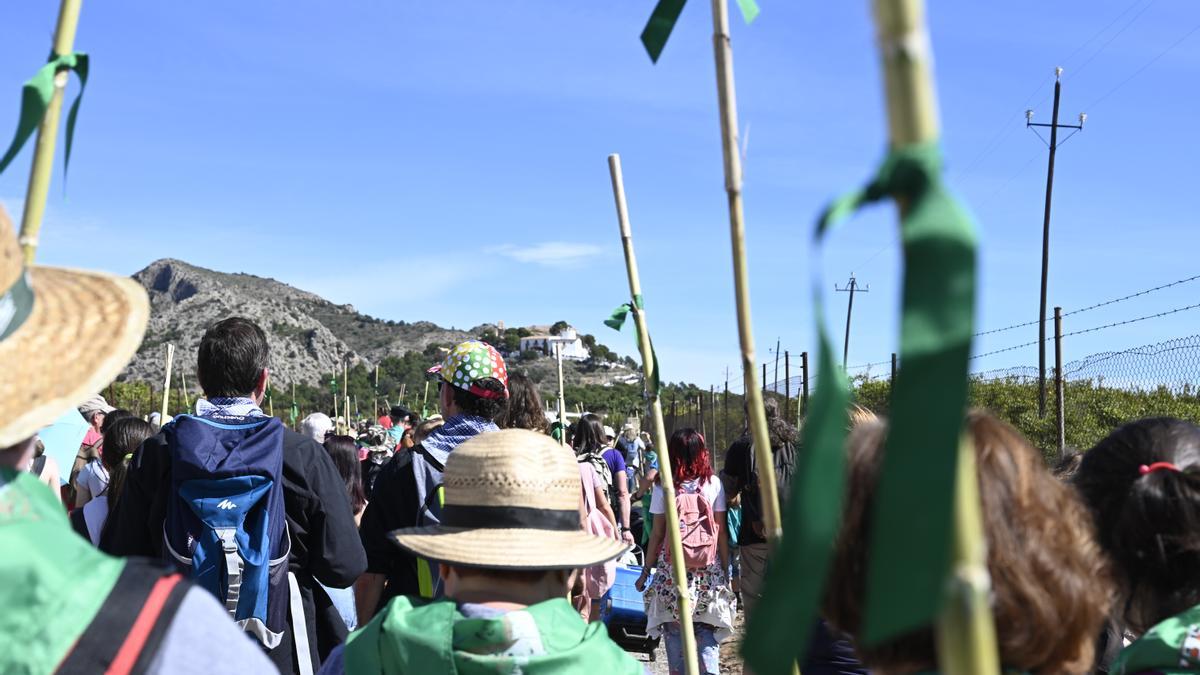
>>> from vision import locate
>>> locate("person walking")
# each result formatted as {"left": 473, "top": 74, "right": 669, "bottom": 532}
{"left": 102, "top": 317, "right": 367, "bottom": 673}
{"left": 354, "top": 341, "right": 509, "bottom": 625}
{"left": 637, "top": 428, "right": 734, "bottom": 675}
{"left": 0, "top": 209, "right": 273, "bottom": 673}
{"left": 320, "top": 429, "right": 640, "bottom": 674}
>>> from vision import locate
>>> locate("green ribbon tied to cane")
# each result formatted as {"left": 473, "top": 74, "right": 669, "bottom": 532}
{"left": 0, "top": 51, "right": 89, "bottom": 179}
{"left": 640, "top": 0, "right": 760, "bottom": 62}
{"left": 605, "top": 294, "right": 662, "bottom": 395}
{"left": 743, "top": 142, "right": 977, "bottom": 674}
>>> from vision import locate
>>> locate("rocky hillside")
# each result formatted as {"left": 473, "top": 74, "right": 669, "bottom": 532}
{"left": 121, "top": 259, "right": 480, "bottom": 387}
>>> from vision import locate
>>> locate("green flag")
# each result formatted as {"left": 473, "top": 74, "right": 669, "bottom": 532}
{"left": 639, "top": 0, "right": 760, "bottom": 63}
{"left": 605, "top": 295, "right": 661, "bottom": 395}
{"left": 743, "top": 142, "right": 977, "bottom": 673}
{"left": 0, "top": 51, "right": 89, "bottom": 179}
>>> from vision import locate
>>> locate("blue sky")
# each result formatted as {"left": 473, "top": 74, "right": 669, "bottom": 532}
{"left": 2, "top": 1, "right": 1198, "bottom": 389}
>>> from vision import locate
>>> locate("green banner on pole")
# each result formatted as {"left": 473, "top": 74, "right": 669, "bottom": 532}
{"left": 640, "top": 0, "right": 759, "bottom": 63}
{"left": 744, "top": 142, "right": 977, "bottom": 672}
{"left": 0, "top": 52, "right": 89, "bottom": 179}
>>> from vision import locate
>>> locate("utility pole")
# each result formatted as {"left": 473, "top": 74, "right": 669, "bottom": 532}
{"left": 784, "top": 351, "right": 791, "bottom": 419}
{"left": 836, "top": 275, "right": 869, "bottom": 370}
{"left": 1027, "top": 66, "right": 1085, "bottom": 418}
{"left": 772, "top": 338, "right": 781, "bottom": 397}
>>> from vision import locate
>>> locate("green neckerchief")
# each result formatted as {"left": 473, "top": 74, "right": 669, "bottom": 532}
{"left": 1112, "top": 604, "right": 1200, "bottom": 674}
{"left": 0, "top": 467, "right": 125, "bottom": 673}
{"left": 345, "top": 596, "right": 643, "bottom": 675}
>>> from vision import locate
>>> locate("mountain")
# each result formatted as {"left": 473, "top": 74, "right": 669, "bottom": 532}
{"left": 121, "top": 259, "right": 481, "bottom": 387}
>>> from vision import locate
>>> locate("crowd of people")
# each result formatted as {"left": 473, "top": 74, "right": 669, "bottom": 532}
{"left": 6, "top": 212, "right": 1200, "bottom": 675}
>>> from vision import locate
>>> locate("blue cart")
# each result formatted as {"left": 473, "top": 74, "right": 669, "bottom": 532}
{"left": 600, "top": 564, "right": 660, "bottom": 659}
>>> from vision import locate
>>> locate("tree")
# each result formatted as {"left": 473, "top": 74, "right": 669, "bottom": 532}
{"left": 550, "top": 320, "right": 571, "bottom": 335}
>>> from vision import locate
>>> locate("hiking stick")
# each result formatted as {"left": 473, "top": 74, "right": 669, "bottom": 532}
{"left": 871, "top": 1, "right": 998, "bottom": 672}
{"left": 160, "top": 344, "right": 175, "bottom": 420}
{"left": 709, "top": 0, "right": 783, "bottom": 542}
{"left": 421, "top": 381, "right": 430, "bottom": 418}
{"left": 16, "top": 0, "right": 82, "bottom": 263}
{"left": 608, "top": 153, "right": 699, "bottom": 675}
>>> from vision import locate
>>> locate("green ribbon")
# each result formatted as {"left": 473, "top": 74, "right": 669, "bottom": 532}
{"left": 605, "top": 295, "right": 661, "bottom": 395}
{"left": 640, "top": 0, "right": 760, "bottom": 63}
{"left": 743, "top": 142, "right": 977, "bottom": 673}
{"left": 0, "top": 51, "right": 89, "bottom": 180}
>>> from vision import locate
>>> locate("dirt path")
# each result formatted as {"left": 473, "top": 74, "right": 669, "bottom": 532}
{"left": 628, "top": 613, "right": 745, "bottom": 674}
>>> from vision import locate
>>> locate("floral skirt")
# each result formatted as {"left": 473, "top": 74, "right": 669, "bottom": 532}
{"left": 644, "top": 554, "right": 736, "bottom": 643}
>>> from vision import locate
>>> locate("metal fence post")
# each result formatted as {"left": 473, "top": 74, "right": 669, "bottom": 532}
{"left": 1055, "top": 306, "right": 1065, "bottom": 457}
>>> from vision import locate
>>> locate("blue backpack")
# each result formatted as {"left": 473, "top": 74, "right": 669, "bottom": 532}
{"left": 162, "top": 413, "right": 290, "bottom": 650}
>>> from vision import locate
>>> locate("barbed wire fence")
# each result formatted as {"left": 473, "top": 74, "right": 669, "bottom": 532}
{"left": 702, "top": 272, "right": 1200, "bottom": 455}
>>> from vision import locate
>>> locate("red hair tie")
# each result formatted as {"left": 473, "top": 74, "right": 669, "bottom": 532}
{"left": 1139, "top": 462, "right": 1181, "bottom": 476}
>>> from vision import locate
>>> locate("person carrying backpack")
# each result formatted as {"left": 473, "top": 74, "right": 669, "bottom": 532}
{"left": 102, "top": 317, "right": 367, "bottom": 674}
{"left": 636, "top": 428, "right": 733, "bottom": 675}
{"left": 720, "top": 397, "right": 796, "bottom": 622}
{"left": 354, "top": 341, "right": 509, "bottom": 626}
{"left": 0, "top": 212, "right": 273, "bottom": 674}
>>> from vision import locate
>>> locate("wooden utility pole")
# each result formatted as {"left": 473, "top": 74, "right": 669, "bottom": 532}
{"left": 784, "top": 351, "right": 791, "bottom": 418}
{"left": 1027, "top": 68, "right": 1085, "bottom": 419}
{"left": 891, "top": 352, "right": 898, "bottom": 387}
{"left": 555, "top": 341, "right": 567, "bottom": 446}
{"left": 801, "top": 351, "right": 810, "bottom": 421}
{"left": 836, "top": 275, "right": 869, "bottom": 369}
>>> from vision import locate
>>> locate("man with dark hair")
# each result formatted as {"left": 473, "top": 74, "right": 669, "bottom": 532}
{"left": 354, "top": 340, "right": 509, "bottom": 625}
{"left": 103, "top": 317, "right": 367, "bottom": 673}
{"left": 385, "top": 404, "right": 414, "bottom": 446}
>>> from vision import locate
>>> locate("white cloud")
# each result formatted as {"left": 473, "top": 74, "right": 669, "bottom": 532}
{"left": 490, "top": 242, "right": 604, "bottom": 268}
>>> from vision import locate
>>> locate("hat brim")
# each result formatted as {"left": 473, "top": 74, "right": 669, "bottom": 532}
{"left": 389, "top": 526, "right": 630, "bottom": 570}
{"left": 0, "top": 266, "right": 148, "bottom": 448}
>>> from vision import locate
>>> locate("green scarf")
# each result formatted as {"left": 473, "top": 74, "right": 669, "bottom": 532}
{"left": 0, "top": 468, "right": 125, "bottom": 674}
{"left": 1113, "top": 605, "right": 1200, "bottom": 674}
{"left": 344, "top": 596, "right": 643, "bottom": 675}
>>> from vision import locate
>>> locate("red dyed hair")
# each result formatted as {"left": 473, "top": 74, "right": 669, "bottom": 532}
{"left": 668, "top": 428, "right": 714, "bottom": 484}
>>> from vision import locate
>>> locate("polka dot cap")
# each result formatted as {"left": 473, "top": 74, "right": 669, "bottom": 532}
{"left": 430, "top": 340, "right": 509, "bottom": 400}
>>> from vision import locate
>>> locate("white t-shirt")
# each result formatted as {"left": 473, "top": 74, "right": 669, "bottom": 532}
{"left": 82, "top": 494, "right": 109, "bottom": 546}
{"left": 77, "top": 460, "right": 109, "bottom": 497}
{"left": 650, "top": 475, "right": 725, "bottom": 515}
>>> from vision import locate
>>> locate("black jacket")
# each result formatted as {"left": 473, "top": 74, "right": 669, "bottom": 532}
{"left": 357, "top": 448, "right": 423, "bottom": 615}
{"left": 100, "top": 426, "right": 367, "bottom": 674}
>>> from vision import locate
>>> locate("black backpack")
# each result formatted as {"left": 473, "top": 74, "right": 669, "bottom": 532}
{"left": 742, "top": 440, "right": 796, "bottom": 537}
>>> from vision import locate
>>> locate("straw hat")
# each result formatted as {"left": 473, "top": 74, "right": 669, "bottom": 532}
{"left": 390, "top": 428, "right": 629, "bottom": 569}
{"left": 0, "top": 205, "right": 149, "bottom": 448}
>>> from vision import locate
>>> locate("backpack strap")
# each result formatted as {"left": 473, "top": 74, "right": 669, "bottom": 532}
{"left": 57, "top": 562, "right": 188, "bottom": 675}
{"left": 288, "top": 572, "right": 314, "bottom": 675}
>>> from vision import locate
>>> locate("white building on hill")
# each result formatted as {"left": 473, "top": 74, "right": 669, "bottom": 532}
{"left": 520, "top": 327, "right": 590, "bottom": 361}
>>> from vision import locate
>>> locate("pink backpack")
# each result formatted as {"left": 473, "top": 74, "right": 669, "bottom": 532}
{"left": 668, "top": 482, "right": 719, "bottom": 569}
{"left": 580, "top": 463, "right": 617, "bottom": 598}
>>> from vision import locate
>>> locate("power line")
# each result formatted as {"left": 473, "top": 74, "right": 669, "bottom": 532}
{"left": 1067, "top": 0, "right": 1158, "bottom": 81}
{"left": 1059, "top": 0, "right": 1155, "bottom": 70}
{"left": 1084, "top": 20, "right": 1200, "bottom": 111}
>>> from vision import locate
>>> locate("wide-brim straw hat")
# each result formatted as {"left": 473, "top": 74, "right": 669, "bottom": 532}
{"left": 390, "top": 428, "right": 629, "bottom": 570}
{"left": 0, "top": 205, "right": 149, "bottom": 448}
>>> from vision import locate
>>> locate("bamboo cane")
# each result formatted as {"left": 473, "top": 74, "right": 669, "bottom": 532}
{"left": 269, "top": 388, "right": 275, "bottom": 418}
{"left": 608, "top": 153, "right": 699, "bottom": 675}
{"left": 422, "top": 381, "right": 430, "bottom": 417}
{"left": 344, "top": 359, "right": 351, "bottom": 428}
{"left": 708, "top": 0, "right": 783, "bottom": 542}
{"left": 179, "top": 369, "right": 191, "bottom": 412}
{"left": 160, "top": 344, "right": 175, "bottom": 421}
{"left": 555, "top": 341, "right": 567, "bottom": 447}
{"left": 871, "top": 1, "right": 998, "bottom": 672}
{"left": 17, "top": 0, "right": 83, "bottom": 263}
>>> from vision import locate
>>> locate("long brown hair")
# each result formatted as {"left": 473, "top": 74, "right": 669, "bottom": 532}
{"left": 824, "top": 411, "right": 1113, "bottom": 674}
{"left": 497, "top": 372, "right": 548, "bottom": 434}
